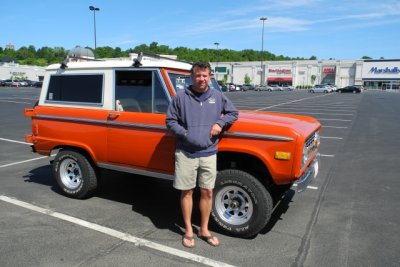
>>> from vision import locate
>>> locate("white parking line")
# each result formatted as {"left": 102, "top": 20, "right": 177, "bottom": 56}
{"left": 0, "top": 156, "right": 52, "bottom": 169}
{"left": 292, "top": 184, "right": 318, "bottom": 190}
{"left": 0, "top": 137, "right": 32, "bottom": 145}
{"left": 318, "top": 118, "right": 352, "bottom": 121}
{"left": 321, "top": 136, "right": 343, "bottom": 140}
{"left": 256, "top": 93, "right": 332, "bottom": 111}
{"left": 0, "top": 100, "right": 32, "bottom": 104}
{"left": 267, "top": 111, "right": 354, "bottom": 116}
{"left": 0, "top": 195, "right": 235, "bottom": 267}
{"left": 322, "top": 126, "right": 348, "bottom": 129}
{"left": 320, "top": 154, "right": 335, "bottom": 157}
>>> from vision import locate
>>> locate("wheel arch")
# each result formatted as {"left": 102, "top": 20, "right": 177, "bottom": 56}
{"left": 217, "top": 151, "right": 274, "bottom": 189}
{"left": 53, "top": 145, "right": 97, "bottom": 168}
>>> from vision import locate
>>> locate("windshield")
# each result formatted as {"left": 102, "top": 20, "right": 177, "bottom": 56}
{"left": 167, "top": 72, "right": 221, "bottom": 93}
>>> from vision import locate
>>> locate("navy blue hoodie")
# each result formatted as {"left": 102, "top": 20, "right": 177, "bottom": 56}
{"left": 166, "top": 86, "right": 238, "bottom": 158}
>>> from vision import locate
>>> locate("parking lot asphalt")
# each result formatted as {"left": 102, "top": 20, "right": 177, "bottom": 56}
{"left": 1, "top": 87, "right": 399, "bottom": 267}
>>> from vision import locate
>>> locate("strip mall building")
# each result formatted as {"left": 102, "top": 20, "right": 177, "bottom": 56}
{"left": 2, "top": 58, "right": 399, "bottom": 90}
{"left": 211, "top": 59, "right": 400, "bottom": 90}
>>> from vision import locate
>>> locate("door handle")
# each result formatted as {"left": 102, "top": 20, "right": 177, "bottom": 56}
{"left": 107, "top": 113, "right": 120, "bottom": 120}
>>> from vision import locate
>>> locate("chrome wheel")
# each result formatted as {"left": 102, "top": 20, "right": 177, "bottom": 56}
{"left": 60, "top": 158, "right": 82, "bottom": 190}
{"left": 214, "top": 185, "right": 254, "bottom": 225}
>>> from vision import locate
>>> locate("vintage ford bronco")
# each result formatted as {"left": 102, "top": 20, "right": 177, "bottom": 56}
{"left": 24, "top": 53, "right": 321, "bottom": 237}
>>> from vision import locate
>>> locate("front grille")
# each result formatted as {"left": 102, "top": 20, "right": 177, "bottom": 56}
{"left": 305, "top": 131, "right": 318, "bottom": 155}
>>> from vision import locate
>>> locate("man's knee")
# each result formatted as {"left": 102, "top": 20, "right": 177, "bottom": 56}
{"left": 200, "top": 188, "right": 213, "bottom": 199}
{"left": 181, "top": 189, "right": 193, "bottom": 199}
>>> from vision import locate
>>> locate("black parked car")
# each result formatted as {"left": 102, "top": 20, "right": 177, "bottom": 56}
{"left": 33, "top": 81, "right": 43, "bottom": 88}
{"left": 337, "top": 86, "right": 362, "bottom": 93}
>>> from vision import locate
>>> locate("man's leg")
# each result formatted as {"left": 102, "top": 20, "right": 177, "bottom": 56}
{"left": 199, "top": 188, "right": 219, "bottom": 246}
{"left": 181, "top": 189, "right": 195, "bottom": 247}
{"left": 197, "top": 154, "right": 219, "bottom": 246}
{"left": 199, "top": 188, "right": 212, "bottom": 234}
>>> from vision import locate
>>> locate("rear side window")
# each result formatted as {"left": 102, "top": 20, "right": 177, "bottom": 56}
{"left": 115, "top": 70, "right": 169, "bottom": 113}
{"left": 47, "top": 74, "right": 103, "bottom": 103}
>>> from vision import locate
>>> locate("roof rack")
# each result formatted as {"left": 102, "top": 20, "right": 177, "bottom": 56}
{"left": 132, "top": 51, "right": 192, "bottom": 67}
{"left": 60, "top": 55, "right": 104, "bottom": 69}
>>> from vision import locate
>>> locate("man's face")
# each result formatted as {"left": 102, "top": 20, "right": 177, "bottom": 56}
{"left": 191, "top": 67, "right": 210, "bottom": 93}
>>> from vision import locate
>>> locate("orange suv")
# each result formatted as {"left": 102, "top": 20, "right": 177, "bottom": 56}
{"left": 24, "top": 53, "right": 321, "bottom": 237}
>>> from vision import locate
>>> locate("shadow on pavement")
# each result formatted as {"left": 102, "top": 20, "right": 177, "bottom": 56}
{"left": 23, "top": 165, "right": 294, "bottom": 238}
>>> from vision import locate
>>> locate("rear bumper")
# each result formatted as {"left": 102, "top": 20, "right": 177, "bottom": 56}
{"left": 295, "top": 153, "right": 319, "bottom": 192}
{"left": 25, "top": 134, "right": 37, "bottom": 153}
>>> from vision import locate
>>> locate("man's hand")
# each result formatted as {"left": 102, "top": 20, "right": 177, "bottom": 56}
{"left": 210, "top": 123, "right": 222, "bottom": 137}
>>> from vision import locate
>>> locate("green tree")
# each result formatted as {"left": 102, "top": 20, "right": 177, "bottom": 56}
{"left": 311, "top": 75, "right": 316, "bottom": 84}
{"left": 244, "top": 74, "right": 251, "bottom": 84}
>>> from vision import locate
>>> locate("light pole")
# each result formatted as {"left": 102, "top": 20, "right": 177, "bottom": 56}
{"left": 89, "top": 6, "right": 100, "bottom": 59}
{"left": 260, "top": 17, "right": 267, "bottom": 85}
{"left": 214, "top": 42, "right": 220, "bottom": 81}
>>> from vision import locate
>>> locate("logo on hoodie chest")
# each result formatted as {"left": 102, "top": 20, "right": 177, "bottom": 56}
{"left": 208, "top": 97, "right": 216, "bottom": 104}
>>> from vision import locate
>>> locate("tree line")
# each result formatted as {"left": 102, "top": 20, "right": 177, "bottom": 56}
{"left": 0, "top": 42, "right": 374, "bottom": 67}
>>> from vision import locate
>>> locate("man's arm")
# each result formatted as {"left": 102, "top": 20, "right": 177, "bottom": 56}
{"left": 165, "top": 96, "right": 187, "bottom": 139}
{"left": 215, "top": 94, "right": 239, "bottom": 129}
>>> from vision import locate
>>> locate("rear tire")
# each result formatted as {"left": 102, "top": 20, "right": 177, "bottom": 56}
{"left": 211, "top": 169, "right": 272, "bottom": 238}
{"left": 53, "top": 149, "right": 98, "bottom": 199}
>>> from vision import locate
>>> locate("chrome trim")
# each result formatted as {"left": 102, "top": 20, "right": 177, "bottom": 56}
{"left": 223, "top": 132, "right": 293, "bottom": 141}
{"left": 107, "top": 121, "right": 166, "bottom": 130}
{"left": 35, "top": 115, "right": 107, "bottom": 126}
{"left": 97, "top": 162, "right": 174, "bottom": 181}
{"left": 295, "top": 153, "right": 319, "bottom": 192}
{"left": 34, "top": 115, "right": 294, "bottom": 140}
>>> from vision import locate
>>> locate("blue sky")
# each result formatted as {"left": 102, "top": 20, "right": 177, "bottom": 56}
{"left": 2, "top": 0, "right": 400, "bottom": 60}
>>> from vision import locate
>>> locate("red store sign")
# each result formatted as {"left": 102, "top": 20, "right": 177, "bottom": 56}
{"left": 323, "top": 67, "right": 335, "bottom": 73}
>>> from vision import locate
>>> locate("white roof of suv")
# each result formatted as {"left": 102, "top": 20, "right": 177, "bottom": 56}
{"left": 46, "top": 53, "right": 192, "bottom": 71}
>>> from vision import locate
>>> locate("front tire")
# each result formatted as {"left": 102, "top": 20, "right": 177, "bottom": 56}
{"left": 53, "top": 149, "right": 98, "bottom": 199}
{"left": 211, "top": 170, "right": 273, "bottom": 238}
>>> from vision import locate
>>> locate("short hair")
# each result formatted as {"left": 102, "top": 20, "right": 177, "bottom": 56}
{"left": 190, "top": 61, "right": 212, "bottom": 75}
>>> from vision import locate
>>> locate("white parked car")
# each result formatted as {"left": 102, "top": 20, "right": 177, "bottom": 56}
{"left": 281, "top": 85, "right": 294, "bottom": 91}
{"left": 310, "top": 84, "right": 332, "bottom": 93}
{"left": 324, "top": 84, "right": 337, "bottom": 92}
{"left": 267, "top": 85, "right": 283, "bottom": 91}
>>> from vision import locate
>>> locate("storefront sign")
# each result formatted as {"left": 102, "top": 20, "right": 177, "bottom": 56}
{"left": 10, "top": 71, "right": 26, "bottom": 75}
{"left": 323, "top": 67, "right": 335, "bottom": 73}
{"left": 369, "top": 67, "right": 400, "bottom": 74}
{"left": 268, "top": 69, "right": 292, "bottom": 74}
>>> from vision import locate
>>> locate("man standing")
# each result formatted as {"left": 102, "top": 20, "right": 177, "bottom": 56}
{"left": 166, "top": 61, "right": 238, "bottom": 248}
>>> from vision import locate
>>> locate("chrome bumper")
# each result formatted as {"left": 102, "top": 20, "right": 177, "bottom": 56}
{"left": 295, "top": 153, "right": 319, "bottom": 192}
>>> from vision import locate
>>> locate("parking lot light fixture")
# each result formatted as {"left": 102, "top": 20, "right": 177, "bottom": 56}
{"left": 214, "top": 42, "right": 220, "bottom": 81}
{"left": 89, "top": 6, "right": 100, "bottom": 59}
{"left": 260, "top": 17, "right": 268, "bottom": 85}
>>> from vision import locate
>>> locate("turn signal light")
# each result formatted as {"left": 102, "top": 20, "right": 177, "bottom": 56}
{"left": 275, "top": 151, "right": 291, "bottom": 160}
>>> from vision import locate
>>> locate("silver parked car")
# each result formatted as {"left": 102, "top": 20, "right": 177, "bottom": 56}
{"left": 309, "top": 84, "right": 332, "bottom": 93}
{"left": 256, "top": 84, "right": 284, "bottom": 91}
{"left": 255, "top": 84, "right": 268, "bottom": 91}
{"left": 281, "top": 85, "right": 294, "bottom": 91}
{"left": 267, "top": 85, "right": 283, "bottom": 91}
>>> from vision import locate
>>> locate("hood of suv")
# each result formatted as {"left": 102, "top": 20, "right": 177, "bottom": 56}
{"left": 227, "top": 110, "right": 320, "bottom": 139}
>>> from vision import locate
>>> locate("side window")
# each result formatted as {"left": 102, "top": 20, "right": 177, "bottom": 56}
{"left": 153, "top": 74, "right": 169, "bottom": 113}
{"left": 115, "top": 70, "right": 169, "bottom": 113}
{"left": 47, "top": 74, "right": 103, "bottom": 103}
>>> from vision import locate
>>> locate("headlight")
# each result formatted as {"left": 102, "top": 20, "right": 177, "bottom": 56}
{"left": 314, "top": 131, "right": 320, "bottom": 147}
{"left": 302, "top": 131, "right": 320, "bottom": 168}
{"left": 302, "top": 145, "right": 309, "bottom": 166}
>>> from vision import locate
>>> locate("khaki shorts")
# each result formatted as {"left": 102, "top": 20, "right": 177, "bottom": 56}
{"left": 173, "top": 150, "right": 217, "bottom": 190}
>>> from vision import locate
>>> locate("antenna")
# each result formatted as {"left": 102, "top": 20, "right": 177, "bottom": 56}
{"left": 133, "top": 52, "right": 143, "bottom": 67}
